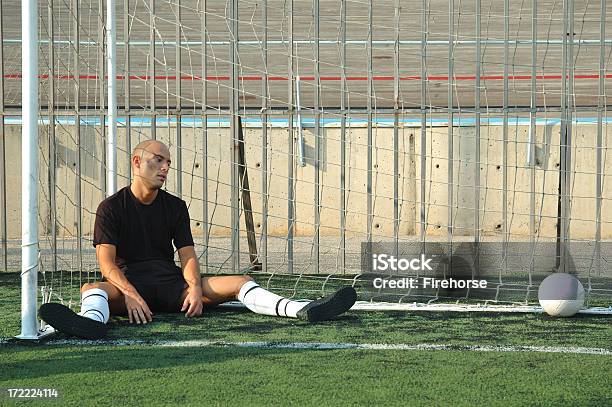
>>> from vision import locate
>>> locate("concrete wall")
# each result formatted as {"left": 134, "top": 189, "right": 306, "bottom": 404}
{"left": 2, "top": 122, "right": 611, "bottom": 240}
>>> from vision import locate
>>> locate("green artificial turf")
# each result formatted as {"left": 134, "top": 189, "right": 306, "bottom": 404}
{"left": 0, "top": 345, "right": 610, "bottom": 406}
{"left": 1, "top": 272, "right": 611, "bottom": 406}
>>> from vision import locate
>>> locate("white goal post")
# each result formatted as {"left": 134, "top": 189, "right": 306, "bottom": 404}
{"left": 18, "top": 0, "right": 40, "bottom": 340}
{"left": 18, "top": 0, "right": 119, "bottom": 339}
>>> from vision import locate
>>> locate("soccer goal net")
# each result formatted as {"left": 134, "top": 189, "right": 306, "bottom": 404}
{"left": 2, "top": 0, "right": 611, "bottom": 338}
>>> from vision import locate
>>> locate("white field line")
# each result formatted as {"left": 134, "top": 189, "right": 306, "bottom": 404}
{"left": 1, "top": 338, "right": 610, "bottom": 355}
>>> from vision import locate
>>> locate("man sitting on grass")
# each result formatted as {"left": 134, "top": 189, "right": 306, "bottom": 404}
{"left": 40, "top": 139, "right": 356, "bottom": 339}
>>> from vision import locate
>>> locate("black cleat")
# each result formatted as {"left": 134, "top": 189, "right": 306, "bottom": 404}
{"left": 39, "top": 302, "right": 108, "bottom": 340}
{"left": 297, "top": 287, "right": 357, "bottom": 322}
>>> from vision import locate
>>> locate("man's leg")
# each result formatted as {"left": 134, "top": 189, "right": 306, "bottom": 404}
{"left": 186, "top": 275, "right": 357, "bottom": 322}
{"left": 38, "top": 282, "right": 125, "bottom": 340}
{"left": 80, "top": 282, "right": 127, "bottom": 318}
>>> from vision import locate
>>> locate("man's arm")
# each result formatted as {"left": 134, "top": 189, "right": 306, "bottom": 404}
{"left": 96, "top": 244, "right": 153, "bottom": 324}
{"left": 178, "top": 246, "right": 203, "bottom": 317}
{"left": 96, "top": 244, "right": 136, "bottom": 295}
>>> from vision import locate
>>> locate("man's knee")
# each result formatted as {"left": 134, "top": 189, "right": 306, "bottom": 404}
{"left": 80, "top": 282, "right": 120, "bottom": 300}
{"left": 81, "top": 282, "right": 103, "bottom": 293}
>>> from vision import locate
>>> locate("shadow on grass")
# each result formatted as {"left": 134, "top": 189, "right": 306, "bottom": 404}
{"left": 0, "top": 345, "right": 298, "bottom": 382}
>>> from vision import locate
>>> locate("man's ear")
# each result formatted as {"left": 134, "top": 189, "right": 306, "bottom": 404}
{"left": 132, "top": 155, "right": 140, "bottom": 169}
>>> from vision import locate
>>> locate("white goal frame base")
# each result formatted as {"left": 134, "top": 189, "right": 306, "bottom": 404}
{"left": 15, "top": 322, "right": 57, "bottom": 341}
{"left": 220, "top": 301, "right": 612, "bottom": 315}
{"left": 349, "top": 301, "right": 612, "bottom": 315}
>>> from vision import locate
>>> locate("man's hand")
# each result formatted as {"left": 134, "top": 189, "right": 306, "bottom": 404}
{"left": 124, "top": 289, "right": 154, "bottom": 324}
{"left": 181, "top": 286, "right": 203, "bottom": 317}
{"left": 97, "top": 244, "right": 153, "bottom": 324}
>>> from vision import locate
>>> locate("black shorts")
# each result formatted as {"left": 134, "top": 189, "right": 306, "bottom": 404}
{"left": 128, "top": 277, "right": 188, "bottom": 313}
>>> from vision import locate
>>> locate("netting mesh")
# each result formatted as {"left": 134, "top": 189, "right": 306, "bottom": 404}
{"left": 0, "top": 0, "right": 611, "bottom": 309}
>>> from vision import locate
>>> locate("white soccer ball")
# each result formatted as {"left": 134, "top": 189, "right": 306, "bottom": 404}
{"left": 538, "top": 273, "right": 585, "bottom": 317}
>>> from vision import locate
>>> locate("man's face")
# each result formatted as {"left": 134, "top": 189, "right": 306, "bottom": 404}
{"left": 134, "top": 142, "right": 171, "bottom": 190}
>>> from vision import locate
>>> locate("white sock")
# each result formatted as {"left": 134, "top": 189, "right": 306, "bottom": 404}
{"left": 79, "top": 288, "right": 110, "bottom": 324}
{"left": 237, "top": 281, "right": 309, "bottom": 318}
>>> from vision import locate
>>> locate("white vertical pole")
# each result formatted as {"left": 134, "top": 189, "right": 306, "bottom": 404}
{"left": 106, "top": 0, "right": 117, "bottom": 195}
{"left": 19, "top": 0, "right": 40, "bottom": 340}
{"left": 295, "top": 75, "right": 305, "bottom": 167}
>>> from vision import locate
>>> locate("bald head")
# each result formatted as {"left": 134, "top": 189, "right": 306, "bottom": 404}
{"left": 132, "top": 139, "right": 169, "bottom": 160}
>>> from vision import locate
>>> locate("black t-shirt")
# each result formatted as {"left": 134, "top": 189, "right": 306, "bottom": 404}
{"left": 93, "top": 186, "right": 194, "bottom": 283}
